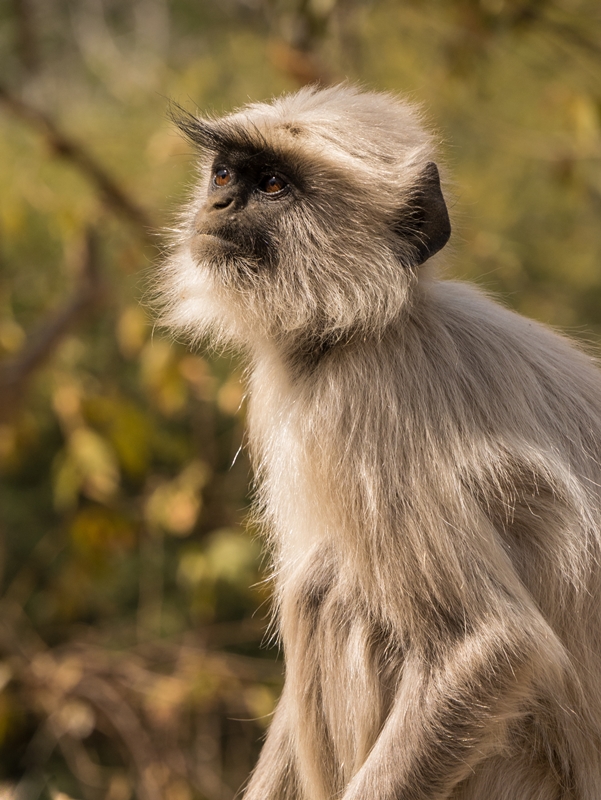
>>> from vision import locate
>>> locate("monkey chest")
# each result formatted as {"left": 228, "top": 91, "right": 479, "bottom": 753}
{"left": 281, "top": 563, "right": 400, "bottom": 777}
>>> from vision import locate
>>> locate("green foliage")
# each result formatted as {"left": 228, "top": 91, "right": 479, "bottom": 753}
{"left": 0, "top": 1, "right": 600, "bottom": 798}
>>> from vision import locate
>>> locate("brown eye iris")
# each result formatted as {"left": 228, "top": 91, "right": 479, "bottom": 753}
{"left": 214, "top": 168, "right": 231, "bottom": 187}
{"left": 259, "top": 174, "right": 287, "bottom": 194}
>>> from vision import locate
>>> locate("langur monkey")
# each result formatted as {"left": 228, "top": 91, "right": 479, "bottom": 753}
{"left": 161, "top": 85, "right": 601, "bottom": 799}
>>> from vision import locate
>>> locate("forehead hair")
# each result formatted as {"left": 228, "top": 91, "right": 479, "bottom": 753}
{"left": 171, "top": 84, "right": 435, "bottom": 181}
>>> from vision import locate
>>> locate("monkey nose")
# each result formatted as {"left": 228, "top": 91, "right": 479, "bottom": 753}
{"left": 208, "top": 192, "right": 236, "bottom": 212}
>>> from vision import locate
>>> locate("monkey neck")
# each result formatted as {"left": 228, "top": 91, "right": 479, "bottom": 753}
{"left": 243, "top": 282, "right": 523, "bottom": 635}
{"left": 246, "top": 307, "right": 439, "bottom": 624}
{"left": 266, "top": 298, "right": 420, "bottom": 376}
{"left": 271, "top": 326, "right": 366, "bottom": 375}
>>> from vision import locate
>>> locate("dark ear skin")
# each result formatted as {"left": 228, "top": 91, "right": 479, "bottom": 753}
{"left": 395, "top": 161, "right": 451, "bottom": 266}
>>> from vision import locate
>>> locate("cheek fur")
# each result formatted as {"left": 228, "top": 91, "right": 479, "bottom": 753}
{"left": 157, "top": 247, "right": 239, "bottom": 344}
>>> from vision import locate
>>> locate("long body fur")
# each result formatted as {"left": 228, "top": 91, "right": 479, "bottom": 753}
{"left": 162, "top": 85, "right": 601, "bottom": 799}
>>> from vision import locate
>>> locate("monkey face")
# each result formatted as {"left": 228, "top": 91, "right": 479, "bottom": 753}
{"left": 162, "top": 85, "right": 451, "bottom": 350}
{"left": 191, "top": 153, "right": 298, "bottom": 273}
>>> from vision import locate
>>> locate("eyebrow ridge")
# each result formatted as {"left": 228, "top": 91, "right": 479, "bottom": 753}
{"left": 169, "top": 102, "right": 269, "bottom": 156}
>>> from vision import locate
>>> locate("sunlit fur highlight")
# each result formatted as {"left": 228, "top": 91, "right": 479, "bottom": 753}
{"left": 161, "top": 85, "right": 601, "bottom": 799}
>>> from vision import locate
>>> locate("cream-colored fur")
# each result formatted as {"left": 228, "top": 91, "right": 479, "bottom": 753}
{"left": 160, "top": 85, "right": 601, "bottom": 799}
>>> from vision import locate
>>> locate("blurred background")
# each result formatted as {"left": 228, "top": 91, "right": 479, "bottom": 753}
{"left": 0, "top": 0, "right": 600, "bottom": 798}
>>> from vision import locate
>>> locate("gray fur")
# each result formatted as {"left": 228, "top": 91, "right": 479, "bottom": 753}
{"left": 160, "top": 84, "right": 601, "bottom": 799}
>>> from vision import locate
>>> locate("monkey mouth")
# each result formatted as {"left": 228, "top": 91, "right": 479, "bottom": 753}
{"left": 192, "top": 231, "right": 272, "bottom": 275}
{"left": 192, "top": 232, "right": 240, "bottom": 260}
{"left": 195, "top": 232, "right": 238, "bottom": 248}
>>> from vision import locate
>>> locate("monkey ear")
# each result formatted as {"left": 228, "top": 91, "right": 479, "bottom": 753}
{"left": 394, "top": 162, "right": 451, "bottom": 266}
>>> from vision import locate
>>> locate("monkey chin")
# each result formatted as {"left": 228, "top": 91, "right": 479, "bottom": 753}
{"left": 190, "top": 235, "right": 264, "bottom": 296}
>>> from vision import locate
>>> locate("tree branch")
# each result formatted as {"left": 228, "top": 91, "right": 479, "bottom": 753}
{"left": 0, "top": 229, "right": 104, "bottom": 424}
{"left": 11, "top": 0, "right": 40, "bottom": 74}
{"left": 0, "top": 82, "right": 156, "bottom": 241}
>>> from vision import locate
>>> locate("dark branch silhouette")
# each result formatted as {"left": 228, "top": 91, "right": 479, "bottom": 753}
{"left": 0, "top": 83, "right": 156, "bottom": 240}
{"left": 0, "top": 229, "right": 104, "bottom": 423}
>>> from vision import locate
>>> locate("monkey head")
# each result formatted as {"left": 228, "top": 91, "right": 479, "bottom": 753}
{"left": 162, "top": 85, "right": 451, "bottom": 351}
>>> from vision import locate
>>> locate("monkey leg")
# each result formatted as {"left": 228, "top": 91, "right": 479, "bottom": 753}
{"left": 243, "top": 689, "right": 301, "bottom": 800}
{"left": 340, "top": 614, "right": 573, "bottom": 800}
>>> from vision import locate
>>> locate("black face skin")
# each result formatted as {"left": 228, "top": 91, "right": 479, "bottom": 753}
{"left": 193, "top": 150, "right": 299, "bottom": 269}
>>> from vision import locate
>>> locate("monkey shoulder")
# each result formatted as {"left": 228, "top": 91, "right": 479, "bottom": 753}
{"left": 411, "top": 279, "right": 601, "bottom": 425}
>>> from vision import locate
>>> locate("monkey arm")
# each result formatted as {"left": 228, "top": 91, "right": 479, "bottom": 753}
{"left": 340, "top": 610, "right": 570, "bottom": 800}
{"left": 244, "top": 688, "right": 301, "bottom": 800}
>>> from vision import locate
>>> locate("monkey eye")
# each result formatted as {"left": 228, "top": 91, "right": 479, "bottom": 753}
{"left": 214, "top": 167, "right": 232, "bottom": 187}
{"left": 258, "top": 174, "right": 287, "bottom": 195}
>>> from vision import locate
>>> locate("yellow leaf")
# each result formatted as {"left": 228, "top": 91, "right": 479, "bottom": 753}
{"left": 83, "top": 395, "right": 153, "bottom": 479}
{"left": 145, "top": 460, "right": 208, "bottom": 536}
{"left": 0, "top": 319, "right": 25, "bottom": 354}
{"left": 204, "top": 528, "right": 260, "bottom": 583}
{"left": 244, "top": 685, "right": 276, "bottom": 726}
{"left": 53, "top": 450, "right": 83, "bottom": 510}
{"left": 117, "top": 305, "right": 149, "bottom": 359}
{"left": 70, "top": 506, "right": 136, "bottom": 556}
{"left": 216, "top": 374, "right": 245, "bottom": 416}
{"left": 69, "top": 427, "right": 120, "bottom": 502}
{"left": 140, "top": 340, "right": 188, "bottom": 415}
{"left": 54, "top": 699, "right": 95, "bottom": 739}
